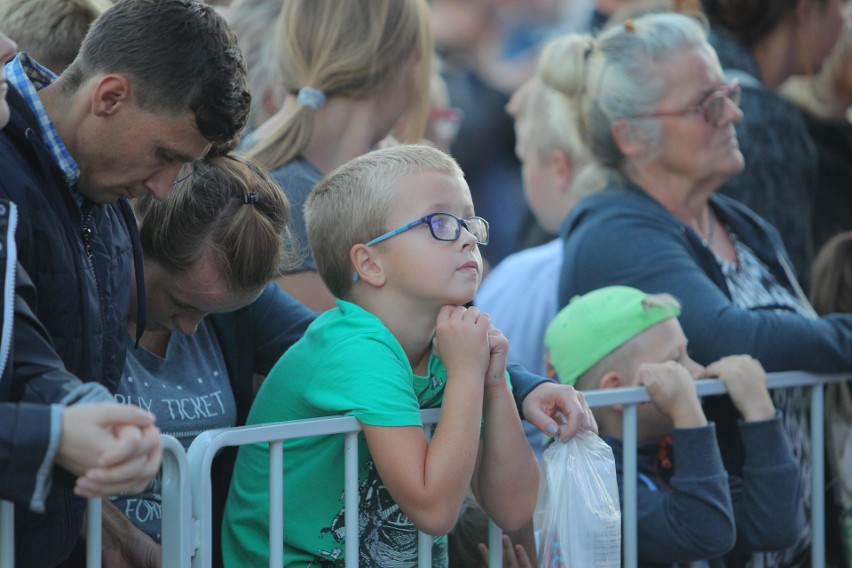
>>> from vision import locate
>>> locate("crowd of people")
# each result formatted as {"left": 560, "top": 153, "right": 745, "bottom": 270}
{"left": 0, "top": 0, "right": 850, "bottom": 566}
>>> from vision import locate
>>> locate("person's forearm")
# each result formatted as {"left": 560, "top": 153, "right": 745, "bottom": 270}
{"left": 0, "top": 402, "right": 54, "bottom": 511}
{"left": 366, "top": 369, "right": 485, "bottom": 536}
{"left": 731, "top": 414, "right": 804, "bottom": 552}
{"left": 475, "top": 379, "right": 539, "bottom": 531}
{"left": 507, "top": 363, "right": 555, "bottom": 418}
{"left": 417, "top": 372, "right": 485, "bottom": 531}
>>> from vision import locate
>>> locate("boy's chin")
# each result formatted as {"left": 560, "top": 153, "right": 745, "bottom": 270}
{"left": 449, "top": 292, "right": 477, "bottom": 307}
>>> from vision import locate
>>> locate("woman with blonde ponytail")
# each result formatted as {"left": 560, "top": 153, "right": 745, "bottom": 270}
{"left": 243, "top": 0, "right": 433, "bottom": 311}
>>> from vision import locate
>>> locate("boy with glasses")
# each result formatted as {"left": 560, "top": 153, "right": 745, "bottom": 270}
{"left": 223, "top": 144, "right": 539, "bottom": 566}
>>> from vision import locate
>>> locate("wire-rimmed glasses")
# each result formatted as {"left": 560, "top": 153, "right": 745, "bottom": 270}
{"left": 627, "top": 81, "right": 741, "bottom": 125}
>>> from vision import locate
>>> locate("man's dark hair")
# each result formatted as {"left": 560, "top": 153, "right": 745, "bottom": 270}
{"left": 65, "top": 0, "right": 250, "bottom": 149}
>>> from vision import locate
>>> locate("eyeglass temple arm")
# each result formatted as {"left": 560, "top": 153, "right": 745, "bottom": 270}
{"left": 364, "top": 218, "right": 427, "bottom": 247}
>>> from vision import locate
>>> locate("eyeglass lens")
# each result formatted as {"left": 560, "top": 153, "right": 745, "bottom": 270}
{"left": 428, "top": 214, "right": 489, "bottom": 245}
{"left": 705, "top": 85, "right": 741, "bottom": 123}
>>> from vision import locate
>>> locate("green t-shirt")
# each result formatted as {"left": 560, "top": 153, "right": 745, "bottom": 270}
{"left": 222, "top": 300, "right": 450, "bottom": 567}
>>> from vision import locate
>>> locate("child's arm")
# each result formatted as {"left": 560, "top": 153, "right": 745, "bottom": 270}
{"left": 628, "top": 426, "right": 736, "bottom": 562}
{"left": 630, "top": 363, "right": 736, "bottom": 562}
{"left": 705, "top": 356, "right": 805, "bottom": 555}
{"left": 362, "top": 305, "right": 490, "bottom": 536}
{"left": 471, "top": 325, "right": 539, "bottom": 532}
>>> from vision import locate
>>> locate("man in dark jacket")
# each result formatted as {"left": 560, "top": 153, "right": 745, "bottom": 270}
{"left": 0, "top": 1, "right": 250, "bottom": 564}
{"left": 1, "top": 27, "right": 164, "bottom": 566}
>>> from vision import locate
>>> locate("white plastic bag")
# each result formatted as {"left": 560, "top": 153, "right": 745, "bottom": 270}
{"left": 533, "top": 430, "right": 621, "bottom": 567}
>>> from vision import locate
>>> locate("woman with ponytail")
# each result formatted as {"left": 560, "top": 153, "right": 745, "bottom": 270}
{"left": 243, "top": 0, "right": 433, "bottom": 311}
{"left": 95, "top": 155, "right": 316, "bottom": 566}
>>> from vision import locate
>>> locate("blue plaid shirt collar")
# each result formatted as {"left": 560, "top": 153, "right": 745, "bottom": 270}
{"left": 5, "top": 53, "right": 81, "bottom": 188}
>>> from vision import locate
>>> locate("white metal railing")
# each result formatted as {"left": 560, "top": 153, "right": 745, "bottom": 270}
{"left": 0, "top": 434, "right": 186, "bottom": 568}
{"left": 185, "top": 408, "right": 504, "bottom": 568}
{"left": 160, "top": 434, "right": 194, "bottom": 566}
{"left": 583, "top": 371, "right": 850, "bottom": 568}
{"left": 0, "top": 372, "right": 848, "bottom": 567}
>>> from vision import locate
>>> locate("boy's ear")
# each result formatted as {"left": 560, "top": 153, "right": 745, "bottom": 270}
{"left": 350, "top": 243, "right": 386, "bottom": 287}
{"left": 599, "top": 371, "right": 625, "bottom": 412}
{"left": 91, "top": 74, "right": 132, "bottom": 117}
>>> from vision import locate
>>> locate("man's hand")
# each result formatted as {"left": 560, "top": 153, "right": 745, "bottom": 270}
{"left": 56, "top": 404, "right": 162, "bottom": 497}
{"left": 521, "top": 382, "right": 597, "bottom": 439}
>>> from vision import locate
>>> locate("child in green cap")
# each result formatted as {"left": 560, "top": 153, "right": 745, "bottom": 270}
{"left": 544, "top": 285, "right": 805, "bottom": 566}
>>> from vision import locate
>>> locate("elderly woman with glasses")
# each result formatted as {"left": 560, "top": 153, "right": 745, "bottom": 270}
{"left": 553, "top": 11, "right": 852, "bottom": 566}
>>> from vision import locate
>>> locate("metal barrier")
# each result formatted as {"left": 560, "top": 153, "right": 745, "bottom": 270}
{"left": 0, "top": 372, "right": 848, "bottom": 567}
{"left": 0, "top": 434, "right": 186, "bottom": 568}
{"left": 583, "top": 371, "right": 850, "bottom": 568}
{"left": 185, "top": 408, "right": 501, "bottom": 568}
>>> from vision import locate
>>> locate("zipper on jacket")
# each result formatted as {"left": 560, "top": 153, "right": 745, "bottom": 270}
{"left": 81, "top": 208, "right": 94, "bottom": 263}
{"left": 0, "top": 202, "right": 18, "bottom": 378}
{"left": 80, "top": 206, "right": 100, "bottom": 295}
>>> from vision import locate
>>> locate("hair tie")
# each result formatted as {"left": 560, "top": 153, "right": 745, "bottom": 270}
{"left": 624, "top": 19, "right": 636, "bottom": 32}
{"left": 242, "top": 192, "right": 260, "bottom": 205}
{"left": 297, "top": 86, "right": 326, "bottom": 110}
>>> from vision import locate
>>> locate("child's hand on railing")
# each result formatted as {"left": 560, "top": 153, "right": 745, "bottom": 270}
{"left": 705, "top": 355, "right": 776, "bottom": 422}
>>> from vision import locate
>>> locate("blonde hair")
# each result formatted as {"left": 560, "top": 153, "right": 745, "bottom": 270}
{"left": 246, "top": 0, "right": 433, "bottom": 171}
{"left": 0, "top": 0, "right": 110, "bottom": 72}
{"left": 306, "top": 145, "right": 464, "bottom": 299}
{"left": 135, "top": 155, "right": 292, "bottom": 295}
{"left": 521, "top": 36, "right": 602, "bottom": 195}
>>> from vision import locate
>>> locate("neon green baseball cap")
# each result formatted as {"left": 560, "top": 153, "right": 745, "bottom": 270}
{"left": 544, "top": 286, "right": 681, "bottom": 386}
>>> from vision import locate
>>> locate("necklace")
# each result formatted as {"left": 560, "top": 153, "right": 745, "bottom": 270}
{"left": 701, "top": 209, "right": 716, "bottom": 248}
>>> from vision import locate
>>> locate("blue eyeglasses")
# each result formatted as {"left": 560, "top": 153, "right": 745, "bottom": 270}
{"left": 365, "top": 212, "right": 490, "bottom": 247}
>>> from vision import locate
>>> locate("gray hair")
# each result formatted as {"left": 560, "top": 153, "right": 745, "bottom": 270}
{"left": 543, "top": 12, "right": 709, "bottom": 176}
